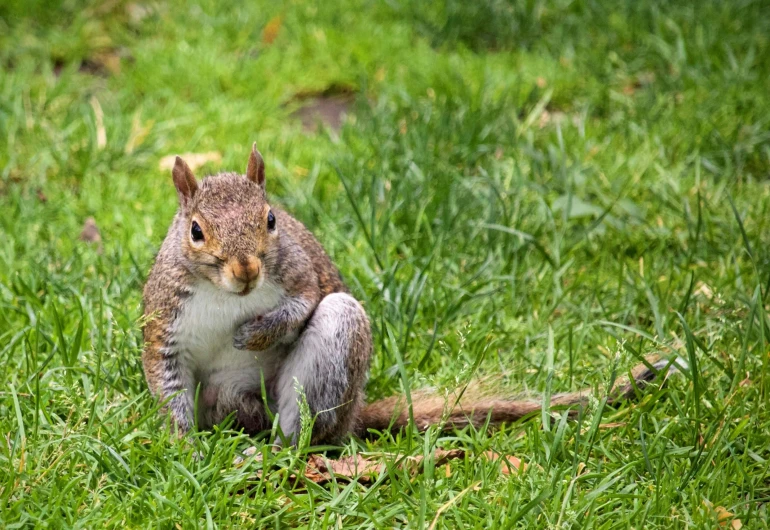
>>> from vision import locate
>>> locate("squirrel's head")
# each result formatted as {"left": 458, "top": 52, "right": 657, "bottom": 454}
{"left": 171, "top": 143, "right": 277, "bottom": 296}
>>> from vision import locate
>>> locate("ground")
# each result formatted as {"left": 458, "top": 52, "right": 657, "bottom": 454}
{"left": 2, "top": 0, "right": 770, "bottom": 528}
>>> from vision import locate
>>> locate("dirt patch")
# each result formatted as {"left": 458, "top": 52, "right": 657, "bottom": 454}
{"left": 289, "top": 85, "right": 356, "bottom": 133}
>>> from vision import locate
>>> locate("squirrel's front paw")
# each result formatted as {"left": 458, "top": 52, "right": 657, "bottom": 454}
{"left": 233, "top": 319, "right": 276, "bottom": 351}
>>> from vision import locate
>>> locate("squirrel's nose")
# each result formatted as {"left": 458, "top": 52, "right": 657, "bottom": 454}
{"left": 228, "top": 257, "right": 261, "bottom": 284}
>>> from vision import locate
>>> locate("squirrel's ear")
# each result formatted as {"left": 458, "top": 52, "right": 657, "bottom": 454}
{"left": 246, "top": 142, "right": 265, "bottom": 187}
{"left": 172, "top": 156, "right": 198, "bottom": 206}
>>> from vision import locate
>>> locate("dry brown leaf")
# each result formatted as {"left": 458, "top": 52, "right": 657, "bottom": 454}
{"left": 704, "top": 500, "right": 743, "bottom": 529}
{"left": 79, "top": 217, "right": 103, "bottom": 253}
{"left": 159, "top": 152, "right": 222, "bottom": 172}
{"left": 308, "top": 454, "right": 383, "bottom": 482}
{"left": 483, "top": 450, "right": 526, "bottom": 474}
{"left": 500, "top": 455, "right": 524, "bottom": 474}
{"left": 715, "top": 505, "right": 742, "bottom": 529}
{"left": 432, "top": 449, "right": 466, "bottom": 466}
{"left": 301, "top": 448, "right": 466, "bottom": 485}
{"left": 241, "top": 448, "right": 473, "bottom": 490}
{"left": 262, "top": 15, "right": 283, "bottom": 45}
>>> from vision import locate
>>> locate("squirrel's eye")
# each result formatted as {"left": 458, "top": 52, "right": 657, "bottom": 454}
{"left": 267, "top": 210, "right": 276, "bottom": 231}
{"left": 191, "top": 221, "right": 204, "bottom": 242}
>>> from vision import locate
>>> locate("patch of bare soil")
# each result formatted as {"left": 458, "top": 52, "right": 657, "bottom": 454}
{"left": 289, "top": 85, "right": 356, "bottom": 133}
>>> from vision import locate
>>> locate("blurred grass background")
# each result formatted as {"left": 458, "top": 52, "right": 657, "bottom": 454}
{"left": 1, "top": 0, "right": 770, "bottom": 527}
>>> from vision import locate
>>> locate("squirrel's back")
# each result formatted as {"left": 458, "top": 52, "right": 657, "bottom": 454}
{"left": 273, "top": 207, "right": 348, "bottom": 297}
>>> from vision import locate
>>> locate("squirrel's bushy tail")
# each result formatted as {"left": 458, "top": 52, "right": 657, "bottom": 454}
{"left": 355, "top": 355, "right": 685, "bottom": 437}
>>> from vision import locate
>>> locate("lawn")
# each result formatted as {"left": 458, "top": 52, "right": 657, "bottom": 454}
{"left": 2, "top": 0, "right": 770, "bottom": 527}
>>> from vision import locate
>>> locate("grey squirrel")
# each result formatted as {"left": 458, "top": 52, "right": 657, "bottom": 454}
{"left": 142, "top": 144, "right": 677, "bottom": 444}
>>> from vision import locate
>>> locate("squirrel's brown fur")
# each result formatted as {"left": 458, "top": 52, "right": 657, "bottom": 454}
{"left": 142, "top": 144, "right": 676, "bottom": 445}
{"left": 142, "top": 145, "right": 370, "bottom": 443}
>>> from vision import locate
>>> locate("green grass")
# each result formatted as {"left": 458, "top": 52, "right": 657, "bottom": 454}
{"left": 2, "top": 0, "right": 770, "bottom": 527}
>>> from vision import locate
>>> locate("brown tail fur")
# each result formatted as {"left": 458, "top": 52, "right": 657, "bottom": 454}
{"left": 355, "top": 355, "right": 681, "bottom": 437}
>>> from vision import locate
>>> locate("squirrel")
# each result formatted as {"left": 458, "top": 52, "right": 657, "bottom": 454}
{"left": 142, "top": 144, "right": 681, "bottom": 445}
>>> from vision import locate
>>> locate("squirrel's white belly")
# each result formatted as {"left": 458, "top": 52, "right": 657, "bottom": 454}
{"left": 174, "top": 279, "right": 285, "bottom": 383}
